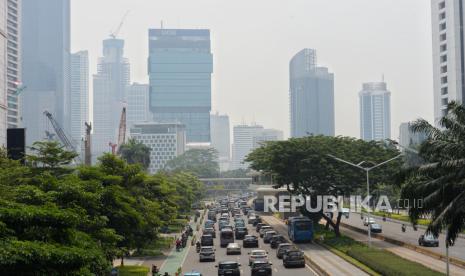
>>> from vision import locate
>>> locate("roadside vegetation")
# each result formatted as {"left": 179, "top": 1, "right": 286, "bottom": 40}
{"left": 0, "top": 141, "right": 204, "bottom": 275}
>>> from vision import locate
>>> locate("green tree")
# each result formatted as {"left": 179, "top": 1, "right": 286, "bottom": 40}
{"left": 26, "top": 141, "right": 78, "bottom": 176}
{"left": 246, "top": 136, "right": 401, "bottom": 236}
{"left": 164, "top": 148, "right": 219, "bottom": 178}
{"left": 402, "top": 101, "right": 465, "bottom": 245}
{"left": 118, "top": 139, "right": 151, "bottom": 170}
{"left": 220, "top": 168, "right": 250, "bottom": 178}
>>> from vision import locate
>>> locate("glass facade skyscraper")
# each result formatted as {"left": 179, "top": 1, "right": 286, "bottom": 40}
{"left": 289, "top": 49, "right": 335, "bottom": 138}
{"left": 359, "top": 82, "right": 391, "bottom": 141}
{"left": 148, "top": 29, "right": 213, "bottom": 143}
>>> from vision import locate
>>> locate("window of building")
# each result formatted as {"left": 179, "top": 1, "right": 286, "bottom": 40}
{"left": 441, "top": 76, "right": 448, "bottom": 84}
{"left": 439, "top": 1, "right": 446, "bottom": 9}
{"left": 440, "top": 33, "right": 447, "bottom": 41}
{"left": 441, "top": 86, "right": 448, "bottom": 95}
{"left": 440, "top": 54, "right": 447, "bottom": 62}
{"left": 439, "top": 12, "right": 446, "bottom": 20}
{"left": 440, "top": 22, "right": 446, "bottom": 31}
{"left": 441, "top": 98, "right": 448, "bottom": 106}
{"left": 441, "top": 65, "right": 447, "bottom": 73}
{"left": 440, "top": 44, "right": 447, "bottom": 52}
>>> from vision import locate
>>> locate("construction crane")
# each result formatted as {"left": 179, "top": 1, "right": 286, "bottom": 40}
{"left": 110, "top": 11, "right": 130, "bottom": 39}
{"left": 43, "top": 111, "right": 81, "bottom": 162}
{"left": 109, "top": 107, "right": 127, "bottom": 155}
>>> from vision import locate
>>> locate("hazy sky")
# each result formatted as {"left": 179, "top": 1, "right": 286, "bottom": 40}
{"left": 72, "top": 0, "right": 433, "bottom": 139}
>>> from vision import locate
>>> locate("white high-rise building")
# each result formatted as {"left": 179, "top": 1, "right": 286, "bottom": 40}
{"left": 92, "top": 39, "right": 130, "bottom": 161}
{"left": 130, "top": 123, "right": 186, "bottom": 174}
{"left": 359, "top": 81, "right": 391, "bottom": 141}
{"left": 399, "top": 122, "right": 427, "bottom": 149}
{"left": 0, "top": 0, "right": 6, "bottom": 146}
{"left": 431, "top": 0, "right": 465, "bottom": 122}
{"left": 70, "top": 51, "right": 89, "bottom": 156}
{"left": 210, "top": 113, "right": 230, "bottom": 171}
{"left": 231, "top": 124, "right": 283, "bottom": 170}
{"left": 127, "top": 83, "right": 150, "bottom": 127}
{"left": 6, "top": 0, "right": 21, "bottom": 129}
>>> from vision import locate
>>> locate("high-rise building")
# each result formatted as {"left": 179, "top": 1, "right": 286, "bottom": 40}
{"left": 127, "top": 83, "right": 150, "bottom": 127}
{"left": 399, "top": 122, "right": 427, "bottom": 149}
{"left": 0, "top": 0, "right": 7, "bottom": 146}
{"left": 359, "top": 81, "right": 391, "bottom": 141}
{"left": 231, "top": 124, "right": 283, "bottom": 170}
{"left": 6, "top": 0, "right": 21, "bottom": 129}
{"left": 92, "top": 39, "right": 130, "bottom": 160}
{"left": 129, "top": 122, "right": 186, "bottom": 174}
{"left": 70, "top": 51, "right": 89, "bottom": 156}
{"left": 148, "top": 29, "right": 213, "bottom": 143}
{"left": 21, "top": 0, "right": 70, "bottom": 146}
{"left": 431, "top": 0, "right": 465, "bottom": 122}
{"left": 290, "top": 49, "right": 335, "bottom": 138}
{"left": 210, "top": 113, "right": 230, "bottom": 171}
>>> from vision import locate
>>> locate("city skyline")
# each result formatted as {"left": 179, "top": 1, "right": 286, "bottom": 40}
{"left": 71, "top": 0, "right": 433, "bottom": 140}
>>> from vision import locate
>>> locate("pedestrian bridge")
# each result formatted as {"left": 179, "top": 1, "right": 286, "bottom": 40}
{"left": 199, "top": 178, "right": 252, "bottom": 194}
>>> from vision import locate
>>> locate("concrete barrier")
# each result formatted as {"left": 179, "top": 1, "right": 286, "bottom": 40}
{"left": 340, "top": 222, "right": 465, "bottom": 269}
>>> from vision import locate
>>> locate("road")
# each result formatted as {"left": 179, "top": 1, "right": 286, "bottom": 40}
{"left": 342, "top": 213, "right": 465, "bottom": 261}
{"left": 182, "top": 212, "right": 318, "bottom": 275}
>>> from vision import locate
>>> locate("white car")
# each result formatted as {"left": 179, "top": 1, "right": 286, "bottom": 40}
{"left": 226, "top": 242, "right": 241, "bottom": 255}
{"left": 199, "top": 246, "right": 215, "bottom": 262}
{"left": 248, "top": 249, "right": 268, "bottom": 265}
{"left": 259, "top": 226, "right": 273, "bottom": 237}
{"left": 363, "top": 217, "right": 376, "bottom": 226}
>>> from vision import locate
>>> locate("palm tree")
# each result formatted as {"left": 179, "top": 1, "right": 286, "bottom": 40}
{"left": 402, "top": 101, "right": 465, "bottom": 245}
{"left": 118, "top": 139, "right": 151, "bottom": 170}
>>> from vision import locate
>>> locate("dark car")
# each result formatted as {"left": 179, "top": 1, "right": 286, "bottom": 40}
{"left": 369, "top": 223, "right": 382, "bottom": 234}
{"left": 204, "top": 227, "right": 216, "bottom": 238}
{"left": 419, "top": 234, "right": 439, "bottom": 247}
{"left": 283, "top": 250, "right": 305, "bottom": 268}
{"left": 276, "top": 243, "right": 294, "bottom": 259}
{"left": 270, "top": 235, "right": 287, "bottom": 249}
{"left": 235, "top": 227, "right": 248, "bottom": 239}
{"left": 216, "top": 261, "right": 241, "bottom": 276}
{"left": 201, "top": 234, "right": 214, "bottom": 246}
{"left": 243, "top": 235, "right": 259, "bottom": 248}
{"left": 250, "top": 260, "right": 272, "bottom": 276}
{"left": 252, "top": 217, "right": 262, "bottom": 226}
{"left": 256, "top": 223, "right": 267, "bottom": 232}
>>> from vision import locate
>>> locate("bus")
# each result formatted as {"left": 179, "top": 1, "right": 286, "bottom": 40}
{"left": 220, "top": 229, "right": 235, "bottom": 247}
{"left": 288, "top": 217, "right": 313, "bottom": 243}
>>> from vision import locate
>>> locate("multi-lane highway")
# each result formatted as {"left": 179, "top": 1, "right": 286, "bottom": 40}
{"left": 181, "top": 209, "right": 317, "bottom": 275}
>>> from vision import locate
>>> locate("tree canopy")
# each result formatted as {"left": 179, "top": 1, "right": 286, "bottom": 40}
{"left": 118, "top": 138, "right": 151, "bottom": 170}
{"left": 164, "top": 148, "right": 220, "bottom": 178}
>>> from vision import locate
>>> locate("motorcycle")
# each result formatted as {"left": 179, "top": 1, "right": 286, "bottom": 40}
{"left": 401, "top": 224, "right": 406, "bottom": 233}
{"left": 196, "top": 243, "right": 201, "bottom": 253}
{"left": 176, "top": 242, "right": 182, "bottom": 252}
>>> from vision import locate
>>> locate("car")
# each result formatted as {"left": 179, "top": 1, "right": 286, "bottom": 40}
{"left": 419, "top": 234, "right": 439, "bottom": 247}
{"left": 226, "top": 242, "right": 242, "bottom": 255}
{"left": 204, "top": 220, "right": 215, "bottom": 230}
{"left": 363, "top": 217, "right": 376, "bottom": 226}
{"left": 250, "top": 260, "right": 273, "bottom": 276}
{"left": 369, "top": 223, "right": 382, "bottom": 233}
{"left": 263, "top": 231, "right": 277, "bottom": 243}
{"left": 235, "top": 226, "right": 248, "bottom": 239}
{"left": 283, "top": 249, "right": 305, "bottom": 268}
{"left": 270, "top": 235, "right": 287, "bottom": 248}
{"left": 219, "top": 221, "right": 228, "bottom": 230}
{"left": 243, "top": 235, "right": 259, "bottom": 248}
{"left": 201, "top": 234, "right": 214, "bottom": 246}
{"left": 248, "top": 249, "right": 269, "bottom": 265}
{"left": 199, "top": 246, "right": 215, "bottom": 262}
{"left": 259, "top": 226, "right": 273, "bottom": 237}
{"left": 248, "top": 215, "right": 258, "bottom": 225}
{"left": 235, "top": 220, "right": 245, "bottom": 228}
{"left": 222, "top": 225, "right": 234, "bottom": 232}
{"left": 204, "top": 227, "right": 216, "bottom": 238}
{"left": 256, "top": 223, "right": 266, "bottom": 232}
{"left": 276, "top": 243, "right": 295, "bottom": 259}
{"left": 216, "top": 261, "right": 241, "bottom": 276}
{"left": 341, "top": 208, "right": 350, "bottom": 218}
{"left": 252, "top": 217, "right": 262, "bottom": 226}
{"left": 184, "top": 272, "right": 202, "bottom": 276}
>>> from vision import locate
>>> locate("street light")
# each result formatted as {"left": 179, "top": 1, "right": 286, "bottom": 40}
{"left": 327, "top": 153, "right": 403, "bottom": 247}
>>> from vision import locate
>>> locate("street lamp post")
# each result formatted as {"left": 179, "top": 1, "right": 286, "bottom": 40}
{"left": 328, "top": 153, "right": 403, "bottom": 247}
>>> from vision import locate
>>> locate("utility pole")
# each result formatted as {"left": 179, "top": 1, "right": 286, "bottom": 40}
{"left": 84, "top": 122, "right": 92, "bottom": 166}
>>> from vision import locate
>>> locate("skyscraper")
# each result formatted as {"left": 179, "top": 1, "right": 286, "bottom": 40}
{"left": 399, "top": 122, "right": 427, "bottom": 149}
{"left": 359, "top": 81, "right": 391, "bottom": 141}
{"left": 231, "top": 124, "right": 283, "bottom": 170}
{"left": 127, "top": 83, "right": 150, "bottom": 127}
{"left": 210, "top": 113, "right": 230, "bottom": 171}
{"left": 290, "top": 49, "right": 335, "bottom": 138}
{"left": 431, "top": 0, "right": 464, "bottom": 122}
{"left": 6, "top": 0, "right": 21, "bottom": 129}
{"left": 148, "top": 29, "right": 213, "bottom": 143}
{"left": 0, "top": 0, "right": 7, "bottom": 146}
{"left": 92, "top": 39, "right": 130, "bottom": 160}
{"left": 70, "top": 51, "right": 89, "bottom": 156}
{"left": 21, "top": 0, "right": 70, "bottom": 146}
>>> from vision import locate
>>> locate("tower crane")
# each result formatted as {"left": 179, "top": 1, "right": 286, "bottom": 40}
{"left": 109, "top": 107, "right": 127, "bottom": 155}
{"left": 43, "top": 111, "right": 81, "bottom": 162}
{"left": 110, "top": 11, "right": 130, "bottom": 39}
